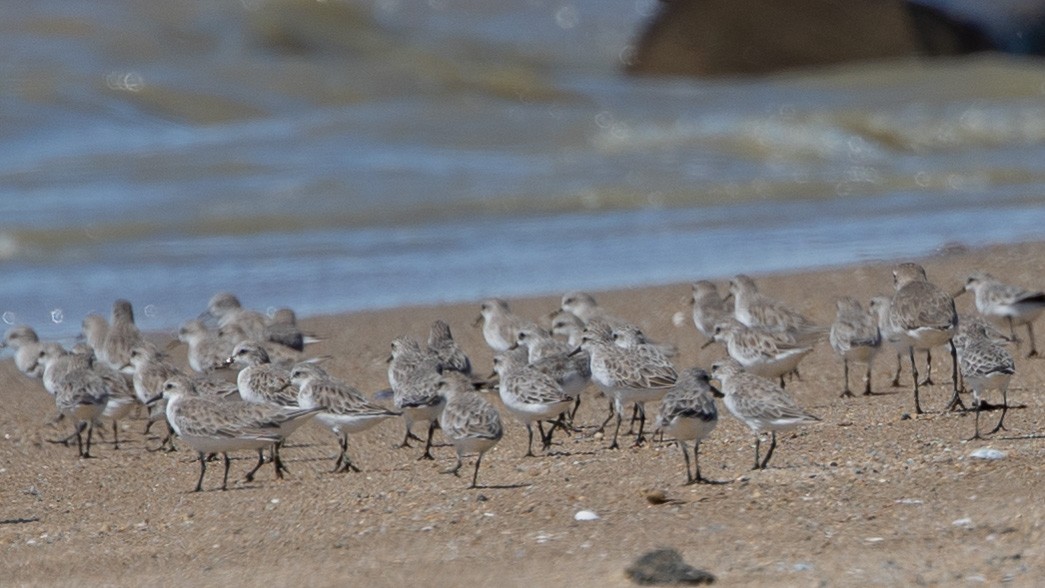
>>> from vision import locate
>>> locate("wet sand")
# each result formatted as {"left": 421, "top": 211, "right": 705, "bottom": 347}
{"left": 1, "top": 241, "right": 1043, "bottom": 586}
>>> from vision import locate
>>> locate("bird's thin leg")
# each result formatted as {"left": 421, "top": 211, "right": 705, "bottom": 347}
{"left": 988, "top": 387, "right": 1010, "bottom": 434}
{"left": 680, "top": 441, "right": 694, "bottom": 485}
{"left": 418, "top": 421, "right": 437, "bottom": 461}
{"left": 194, "top": 452, "right": 207, "bottom": 492}
{"left": 759, "top": 431, "right": 778, "bottom": 469}
{"left": 910, "top": 347, "right": 923, "bottom": 414}
{"left": 945, "top": 340, "right": 965, "bottom": 411}
{"left": 920, "top": 349, "right": 934, "bottom": 386}
{"left": 221, "top": 453, "right": 231, "bottom": 490}
{"left": 1026, "top": 322, "right": 1038, "bottom": 358}
{"left": 244, "top": 448, "right": 266, "bottom": 482}
{"left": 840, "top": 358, "right": 854, "bottom": 398}
{"left": 469, "top": 454, "right": 484, "bottom": 489}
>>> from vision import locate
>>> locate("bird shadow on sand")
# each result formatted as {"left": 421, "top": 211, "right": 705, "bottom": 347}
{"left": 541, "top": 448, "right": 600, "bottom": 458}
{"left": 182, "top": 483, "right": 264, "bottom": 495}
{"left": 471, "top": 482, "right": 533, "bottom": 490}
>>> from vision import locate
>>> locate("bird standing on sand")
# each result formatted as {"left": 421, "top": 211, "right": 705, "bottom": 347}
{"left": 829, "top": 297, "right": 881, "bottom": 398}
{"left": 436, "top": 372, "right": 503, "bottom": 489}
{"left": 711, "top": 359, "right": 819, "bottom": 470}
{"left": 961, "top": 272, "right": 1045, "bottom": 358}
{"left": 886, "top": 263, "right": 959, "bottom": 414}
{"left": 654, "top": 367, "right": 719, "bottom": 484}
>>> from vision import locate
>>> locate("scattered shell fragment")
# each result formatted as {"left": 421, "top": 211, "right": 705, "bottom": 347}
{"left": 574, "top": 510, "right": 600, "bottom": 521}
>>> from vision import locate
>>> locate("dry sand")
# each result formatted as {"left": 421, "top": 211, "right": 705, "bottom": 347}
{"left": 1, "top": 241, "right": 1043, "bottom": 587}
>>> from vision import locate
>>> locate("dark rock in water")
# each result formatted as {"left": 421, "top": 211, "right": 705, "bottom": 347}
{"left": 625, "top": 548, "right": 715, "bottom": 585}
{"left": 626, "top": 0, "right": 1013, "bottom": 77}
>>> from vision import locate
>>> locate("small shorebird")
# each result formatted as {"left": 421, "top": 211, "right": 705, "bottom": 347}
{"left": 125, "top": 344, "right": 182, "bottom": 448}
{"left": 829, "top": 297, "right": 881, "bottom": 397}
{"left": 437, "top": 372, "right": 503, "bottom": 489}
{"left": 711, "top": 359, "right": 819, "bottom": 470}
{"left": 868, "top": 296, "right": 928, "bottom": 389}
{"left": 960, "top": 271, "right": 1045, "bottom": 358}
{"left": 516, "top": 324, "right": 573, "bottom": 363}
{"left": 954, "top": 323, "right": 1016, "bottom": 439}
{"left": 88, "top": 348, "right": 137, "bottom": 450}
{"left": 80, "top": 314, "right": 109, "bottom": 353}
{"left": 265, "top": 308, "right": 321, "bottom": 351}
{"left": 225, "top": 342, "right": 298, "bottom": 407}
{"left": 708, "top": 319, "right": 815, "bottom": 388}
{"left": 101, "top": 299, "right": 144, "bottom": 373}
{"left": 689, "top": 281, "right": 731, "bottom": 343}
{"left": 151, "top": 376, "right": 316, "bottom": 492}
{"left": 576, "top": 325, "right": 676, "bottom": 449}
{"left": 291, "top": 363, "right": 400, "bottom": 473}
{"left": 886, "top": 263, "right": 959, "bottom": 414}
{"left": 475, "top": 298, "right": 539, "bottom": 352}
{"left": 549, "top": 310, "right": 586, "bottom": 347}
{"left": 560, "top": 291, "right": 620, "bottom": 325}
{"left": 176, "top": 319, "right": 236, "bottom": 374}
{"left": 492, "top": 351, "right": 573, "bottom": 457}
{"left": 426, "top": 320, "right": 472, "bottom": 376}
{"left": 35, "top": 345, "right": 109, "bottom": 458}
{"left": 728, "top": 274, "right": 820, "bottom": 336}
{"left": 204, "top": 291, "right": 268, "bottom": 342}
{"left": 2, "top": 325, "right": 44, "bottom": 379}
{"left": 225, "top": 341, "right": 302, "bottom": 477}
{"left": 388, "top": 337, "right": 445, "bottom": 459}
{"left": 515, "top": 327, "right": 591, "bottom": 417}
{"left": 654, "top": 367, "right": 719, "bottom": 484}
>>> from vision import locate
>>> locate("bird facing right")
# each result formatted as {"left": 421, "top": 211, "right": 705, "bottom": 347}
{"left": 961, "top": 272, "right": 1045, "bottom": 358}
{"left": 654, "top": 367, "right": 719, "bottom": 484}
{"left": 710, "top": 359, "right": 819, "bottom": 470}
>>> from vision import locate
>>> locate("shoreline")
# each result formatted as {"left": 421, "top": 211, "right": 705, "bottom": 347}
{"left": 1, "top": 240, "right": 1043, "bottom": 586}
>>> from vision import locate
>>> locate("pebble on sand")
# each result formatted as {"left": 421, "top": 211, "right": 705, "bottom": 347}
{"left": 574, "top": 509, "right": 599, "bottom": 521}
{"left": 969, "top": 447, "right": 1006, "bottom": 460}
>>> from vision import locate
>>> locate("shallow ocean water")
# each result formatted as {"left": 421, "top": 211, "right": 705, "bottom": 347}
{"left": 2, "top": 0, "right": 1044, "bottom": 339}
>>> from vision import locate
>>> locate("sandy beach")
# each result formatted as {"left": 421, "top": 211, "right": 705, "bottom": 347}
{"left": 1, "top": 241, "right": 1043, "bottom": 587}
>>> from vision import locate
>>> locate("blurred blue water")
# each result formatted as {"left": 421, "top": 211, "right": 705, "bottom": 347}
{"left": 1, "top": 0, "right": 1044, "bottom": 339}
